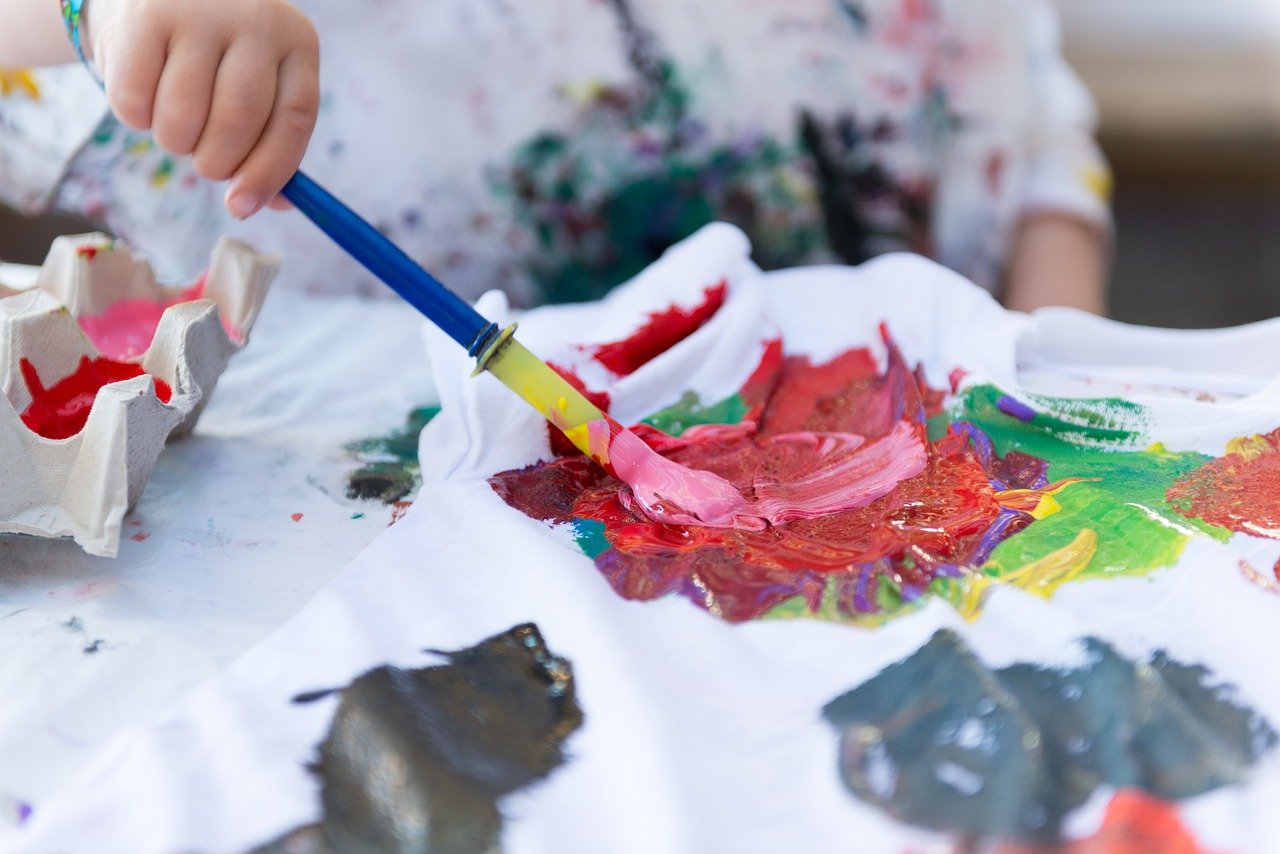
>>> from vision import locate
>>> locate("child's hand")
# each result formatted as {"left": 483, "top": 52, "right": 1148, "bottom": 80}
{"left": 86, "top": 0, "right": 320, "bottom": 219}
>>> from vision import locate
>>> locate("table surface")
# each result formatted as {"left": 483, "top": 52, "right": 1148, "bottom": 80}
{"left": 0, "top": 284, "right": 437, "bottom": 832}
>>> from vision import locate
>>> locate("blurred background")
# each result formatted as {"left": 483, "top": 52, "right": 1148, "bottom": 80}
{"left": 4, "top": 1, "right": 1280, "bottom": 327}
{"left": 1056, "top": 0, "right": 1280, "bottom": 327}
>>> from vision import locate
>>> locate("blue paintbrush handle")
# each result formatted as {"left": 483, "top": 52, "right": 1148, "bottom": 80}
{"left": 281, "top": 171, "right": 499, "bottom": 356}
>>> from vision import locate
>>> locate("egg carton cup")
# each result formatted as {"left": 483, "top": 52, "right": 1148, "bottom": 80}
{"left": 0, "top": 234, "right": 279, "bottom": 557}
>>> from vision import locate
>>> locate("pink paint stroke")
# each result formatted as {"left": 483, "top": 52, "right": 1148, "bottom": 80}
{"left": 602, "top": 419, "right": 928, "bottom": 531}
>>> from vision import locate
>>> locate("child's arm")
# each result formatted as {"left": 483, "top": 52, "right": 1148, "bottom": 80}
{"left": 1003, "top": 2, "right": 1112, "bottom": 314}
{"left": 1005, "top": 213, "right": 1106, "bottom": 315}
{"left": 0, "top": 0, "right": 79, "bottom": 66}
{"left": 0, "top": 0, "right": 320, "bottom": 219}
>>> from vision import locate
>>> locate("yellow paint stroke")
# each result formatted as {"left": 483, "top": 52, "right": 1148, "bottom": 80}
{"left": 950, "top": 572, "right": 992, "bottom": 621}
{"left": 1224, "top": 431, "right": 1279, "bottom": 461}
{"left": 996, "top": 478, "right": 1092, "bottom": 519}
{"left": 0, "top": 68, "right": 40, "bottom": 101}
{"left": 1002, "top": 528, "right": 1099, "bottom": 598}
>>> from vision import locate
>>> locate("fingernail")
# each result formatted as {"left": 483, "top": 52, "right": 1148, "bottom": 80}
{"left": 227, "top": 192, "right": 260, "bottom": 220}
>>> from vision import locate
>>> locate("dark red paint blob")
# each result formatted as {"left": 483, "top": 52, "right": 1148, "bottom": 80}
{"left": 19, "top": 356, "right": 172, "bottom": 440}
{"left": 1168, "top": 429, "right": 1280, "bottom": 578}
{"left": 995, "top": 789, "right": 1211, "bottom": 854}
{"left": 491, "top": 327, "right": 1045, "bottom": 623}
{"left": 76, "top": 245, "right": 99, "bottom": 260}
{"left": 591, "top": 281, "right": 727, "bottom": 376}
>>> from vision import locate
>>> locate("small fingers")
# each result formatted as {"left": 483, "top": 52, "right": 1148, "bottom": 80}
{"left": 150, "top": 37, "right": 222, "bottom": 155}
{"left": 101, "top": 20, "right": 168, "bottom": 129}
{"left": 225, "top": 47, "right": 319, "bottom": 218}
{"left": 191, "top": 40, "right": 278, "bottom": 188}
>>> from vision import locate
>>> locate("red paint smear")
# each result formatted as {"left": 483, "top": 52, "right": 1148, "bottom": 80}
{"left": 1168, "top": 428, "right": 1280, "bottom": 578}
{"left": 76, "top": 245, "right": 99, "bottom": 260}
{"left": 995, "top": 790, "right": 1213, "bottom": 854}
{"left": 591, "top": 282, "right": 726, "bottom": 376}
{"left": 19, "top": 356, "right": 172, "bottom": 440}
{"left": 491, "top": 327, "right": 1045, "bottom": 623}
{"left": 130, "top": 532, "right": 150, "bottom": 543}
{"left": 290, "top": 513, "right": 304, "bottom": 522}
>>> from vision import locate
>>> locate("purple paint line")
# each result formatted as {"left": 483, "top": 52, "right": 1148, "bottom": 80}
{"left": 997, "top": 395, "right": 1037, "bottom": 423}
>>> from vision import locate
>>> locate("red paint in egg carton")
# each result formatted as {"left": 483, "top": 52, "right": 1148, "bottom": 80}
{"left": 19, "top": 356, "right": 172, "bottom": 441}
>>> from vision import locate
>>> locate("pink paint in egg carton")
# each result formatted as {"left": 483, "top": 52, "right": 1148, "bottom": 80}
{"left": 0, "top": 233, "right": 279, "bottom": 556}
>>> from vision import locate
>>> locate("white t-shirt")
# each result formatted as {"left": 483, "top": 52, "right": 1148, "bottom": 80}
{"left": 13, "top": 225, "right": 1280, "bottom": 853}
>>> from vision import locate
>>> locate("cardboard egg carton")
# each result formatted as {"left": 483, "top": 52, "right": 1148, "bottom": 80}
{"left": 0, "top": 234, "right": 278, "bottom": 556}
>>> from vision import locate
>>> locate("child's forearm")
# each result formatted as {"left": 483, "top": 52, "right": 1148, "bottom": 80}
{"left": 1004, "top": 213, "right": 1109, "bottom": 315}
{"left": 0, "top": 0, "right": 80, "bottom": 67}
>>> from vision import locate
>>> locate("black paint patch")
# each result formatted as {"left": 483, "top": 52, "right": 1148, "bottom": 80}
{"left": 822, "top": 630, "right": 1275, "bottom": 844}
{"left": 344, "top": 406, "right": 441, "bottom": 505}
{"left": 253, "top": 624, "right": 582, "bottom": 854}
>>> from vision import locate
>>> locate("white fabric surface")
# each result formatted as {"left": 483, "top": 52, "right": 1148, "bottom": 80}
{"left": 6, "top": 225, "right": 1280, "bottom": 853}
{"left": 0, "top": 285, "right": 437, "bottom": 837}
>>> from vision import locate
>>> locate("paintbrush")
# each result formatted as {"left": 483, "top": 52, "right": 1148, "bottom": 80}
{"left": 281, "top": 171, "right": 754, "bottom": 527}
{"left": 281, "top": 172, "right": 603, "bottom": 442}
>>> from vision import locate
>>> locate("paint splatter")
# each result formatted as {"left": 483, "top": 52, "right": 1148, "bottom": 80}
{"left": 389, "top": 501, "right": 413, "bottom": 527}
{"left": 290, "top": 513, "right": 304, "bottom": 523}
{"left": 995, "top": 790, "right": 1211, "bottom": 854}
{"left": 591, "top": 281, "right": 726, "bottom": 376}
{"left": 1168, "top": 427, "right": 1280, "bottom": 576}
{"left": 77, "top": 276, "right": 208, "bottom": 360}
{"left": 129, "top": 532, "right": 150, "bottom": 543}
{"left": 253, "top": 624, "right": 581, "bottom": 854}
{"left": 492, "top": 330, "right": 1067, "bottom": 625}
{"left": 344, "top": 406, "right": 441, "bottom": 504}
{"left": 19, "top": 356, "right": 172, "bottom": 440}
{"left": 823, "top": 630, "right": 1274, "bottom": 844}
{"left": 0, "top": 68, "right": 40, "bottom": 100}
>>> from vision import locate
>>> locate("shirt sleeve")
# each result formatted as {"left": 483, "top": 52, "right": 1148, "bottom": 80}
{"left": 1018, "top": 3, "right": 1113, "bottom": 233}
{"left": 0, "top": 65, "right": 109, "bottom": 212}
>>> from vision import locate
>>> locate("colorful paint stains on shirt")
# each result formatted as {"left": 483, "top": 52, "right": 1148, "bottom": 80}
{"left": 0, "top": 0, "right": 1109, "bottom": 297}
{"left": 491, "top": 312, "right": 1259, "bottom": 627}
{"left": 491, "top": 329, "right": 1069, "bottom": 626}
{"left": 952, "top": 385, "right": 1228, "bottom": 594}
{"left": 824, "top": 630, "right": 1274, "bottom": 845}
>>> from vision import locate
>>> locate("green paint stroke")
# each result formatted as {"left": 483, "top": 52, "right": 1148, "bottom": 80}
{"left": 642, "top": 391, "right": 747, "bottom": 437}
{"left": 345, "top": 405, "right": 441, "bottom": 504}
{"left": 571, "top": 519, "right": 611, "bottom": 561}
{"left": 957, "top": 385, "right": 1229, "bottom": 583}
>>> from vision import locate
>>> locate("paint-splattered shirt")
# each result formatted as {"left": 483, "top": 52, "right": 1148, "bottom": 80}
{"left": 0, "top": 0, "right": 1110, "bottom": 303}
